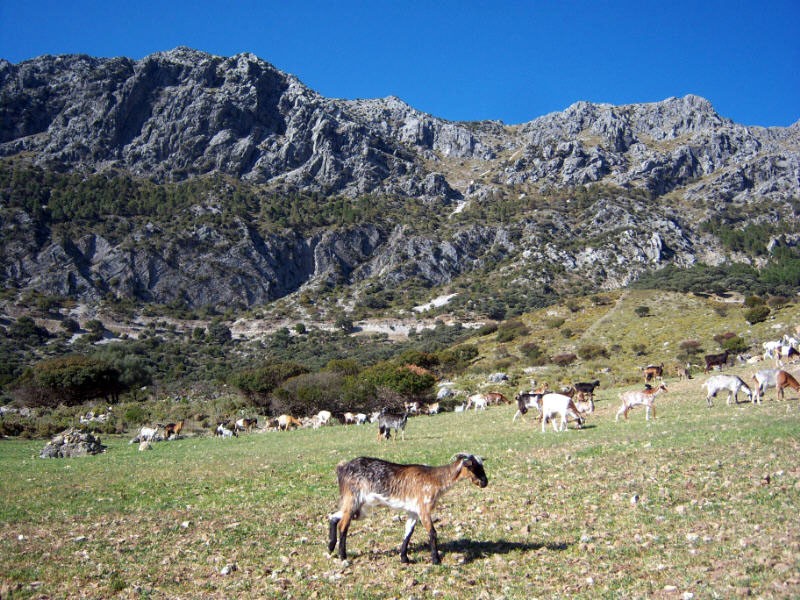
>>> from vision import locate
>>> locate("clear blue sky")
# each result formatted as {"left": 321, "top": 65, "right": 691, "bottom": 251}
{"left": 1, "top": 1, "right": 798, "bottom": 127}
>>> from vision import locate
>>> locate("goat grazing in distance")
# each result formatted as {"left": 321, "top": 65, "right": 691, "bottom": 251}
{"left": 277, "top": 414, "right": 302, "bottom": 430}
{"left": 538, "top": 393, "right": 585, "bottom": 432}
{"left": 642, "top": 363, "right": 664, "bottom": 384}
{"left": 753, "top": 369, "right": 800, "bottom": 402}
{"left": 377, "top": 410, "right": 408, "bottom": 441}
{"left": 234, "top": 417, "right": 257, "bottom": 433}
{"left": 616, "top": 382, "right": 668, "bottom": 421}
{"left": 702, "top": 375, "right": 753, "bottom": 406}
{"left": 704, "top": 350, "right": 730, "bottom": 373}
{"left": 327, "top": 453, "right": 488, "bottom": 564}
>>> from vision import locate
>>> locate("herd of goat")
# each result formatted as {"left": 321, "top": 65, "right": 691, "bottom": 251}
{"left": 129, "top": 354, "right": 800, "bottom": 445}
{"left": 121, "top": 334, "right": 800, "bottom": 564}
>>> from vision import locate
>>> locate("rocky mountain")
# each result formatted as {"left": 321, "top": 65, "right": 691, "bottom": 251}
{"left": 1, "top": 47, "right": 798, "bottom": 312}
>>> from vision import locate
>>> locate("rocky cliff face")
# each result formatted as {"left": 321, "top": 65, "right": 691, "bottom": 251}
{"left": 1, "top": 48, "right": 798, "bottom": 310}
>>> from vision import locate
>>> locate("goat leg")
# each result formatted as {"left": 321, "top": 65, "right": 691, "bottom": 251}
{"left": 328, "top": 514, "right": 340, "bottom": 553}
{"left": 400, "top": 516, "right": 417, "bottom": 563}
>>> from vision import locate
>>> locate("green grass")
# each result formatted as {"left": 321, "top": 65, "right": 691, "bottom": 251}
{"left": 2, "top": 371, "right": 800, "bottom": 598}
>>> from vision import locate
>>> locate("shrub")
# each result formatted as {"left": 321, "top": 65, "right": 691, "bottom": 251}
{"left": 496, "top": 320, "right": 529, "bottom": 343}
{"left": 578, "top": 344, "right": 608, "bottom": 360}
{"left": 228, "top": 362, "right": 309, "bottom": 408}
{"left": 544, "top": 317, "right": 565, "bottom": 329}
{"left": 744, "top": 305, "right": 770, "bottom": 324}
{"left": 634, "top": 306, "right": 651, "bottom": 318}
{"left": 743, "top": 295, "right": 765, "bottom": 308}
{"left": 436, "top": 345, "right": 479, "bottom": 374}
{"left": 631, "top": 343, "right": 648, "bottom": 356}
{"left": 520, "top": 342, "right": 546, "bottom": 364}
{"left": 551, "top": 353, "right": 577, "bottom": 367}
{"left": 720, "top": 335, "right": 749, "bottom": 354}
{"left": 11, "top": 355, "right": 123, "bottom": 407}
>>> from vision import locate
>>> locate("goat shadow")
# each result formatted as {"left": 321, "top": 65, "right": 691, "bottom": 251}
{"left": 437, "top": 538, "right": 570, "bottom": 564}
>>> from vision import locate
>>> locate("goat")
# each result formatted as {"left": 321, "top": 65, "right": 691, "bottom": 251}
{"left": 234, "top": 417, "right": 257, "bottom": 433}
{"left": 453, "top": 402, "right": 466, "bottom": 413}
{"left": 512, "top": 391, "right": 543, "bottom": 422}
{"left": 277, "top": 414, "right": 302, "bottom": 430}
{"left": 355, "top": 413, "right": 368, "bottom": 425}
{"left": 702, "top": 375, "right": 753, "bottom": 407}
{"left": 704, "top": 350, "right": 729, "bottom": 373}
{"left": 163, "top": 420, "right": 184, "bottom": 439}
{"left": 642, "top": 363, "right": 664, "bottom": 384}
{"left": 327, "top": 453, "right": 488, "bottom": 564}
{"left": 753, "top": 369, "right": 800, "bottom": 402}
{"left": 215, "top": 424, "right": 237, "bottom": 438}
{"left": 538, "top": 393, "right": 585, "bottom": 432}
{"left": 343, "top": 412, "right": 357, "bottom": 425}
{"left": 466, "top": 393, "right": 488, "bottom": 411}
{"left": 484, "top": 392, "right": 509, "bottom": 405}
{"left": 423, "top": 402, "right": 440, "bottom": 415}
{"left": 573, "top": 380, "right": 600, "bottom": 399}
{"left": 616, "top": 382, "right": 668, "bottom": 421}
{"left": 129, "top": 425, "right": 161, "bottom": 444}
{"left": 405, "top": 401, "right": 420, "bottom": 415}
{"left": 377, "top": 410, "right": 408, "bottom": 441}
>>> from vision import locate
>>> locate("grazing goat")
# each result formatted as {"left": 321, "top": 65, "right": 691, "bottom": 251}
{"left": 234, "top": 417, "right": 257, "bottom": 433}
{"left": 215, "top": 424, "right": 237, "bottom": 438}
{"left": 343, "top": 412, "right": 357, "bottom": 425}
{"left": 704, "top": 350, "right": 729, "bottom": 373}
{"left": 424, "top": 402, "right": 440, "bottom": 415}
{"left": 466, "top": 393, "right": 488, "bottom": 411}
{"left": 453, "top": 402, "right": 466, "bottom": 413}
{"left": 616, "top": 382, "right": 668, "bottom": 421}
{"left": 642, "top": 363, "right": 664, "bottom": 384}
{"left": 129, "top": 425, "right": 161, "bottom": 444}
{"left": 327, "top": 453, "right": 488, "bottom": 564}
{"left": 538, "top": 393, "right": 585, "bottom": 432}
{"left": 315, "top": 410, "right": 333, "bottom": 427}
{"left": 277, "top": 414, "right": 302, "bottom": 430}
{"left": 753, "top": 369, "right": 800, "bottom": 401}
{"left": 377, "top": 411, "right": 408, "bottom": 441}
{"left": 484, "top": 392, "right": 509, "bottom": 405}
{"left": 702, "top": 375, "right": 752, "bottom": 407}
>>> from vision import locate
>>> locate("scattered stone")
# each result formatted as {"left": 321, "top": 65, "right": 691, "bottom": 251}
{"left": 220, "top": 563, "right": 237, "bottom": 576}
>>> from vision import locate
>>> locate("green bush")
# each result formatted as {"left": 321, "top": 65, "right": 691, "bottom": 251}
{"left": 496, "top": 320, "right": 530, "bottom": 343}
{"left": 744, "top": 305, "right": 770, "bottom": 324}
{"left": 12, "top": 355, "right": 123, "bottom": 408}
{"left": 578, "top": 344, "right": 609, "bottom": 360}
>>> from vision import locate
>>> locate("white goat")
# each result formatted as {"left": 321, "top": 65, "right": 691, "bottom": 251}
{"left": 466, "top": 393, "right": 488, "bottom": 411}
{"left": 538, "top": 393, "right": 585, "bottom": 432}
{"left": 752, "top": 369, "right": 780, "bottom": 403}
{"left": 616, "top": 383, "right": 668, "bottom": 421}
{"left": 702, "top": 374, "right": 753, "bottom": 406}
{"left": 129, "top": 425, "right": 160, "bottom": 444}
{"left": 315, "top": 410, "right": 332, "bottom": 428}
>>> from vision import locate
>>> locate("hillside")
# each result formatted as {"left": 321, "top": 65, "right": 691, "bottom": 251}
{"left": 1, "top": 47, "right": 799, "bottom": 313}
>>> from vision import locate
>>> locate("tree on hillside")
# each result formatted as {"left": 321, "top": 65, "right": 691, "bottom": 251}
{"left": 12, "top": 355, "right": 123, "bottom": 407}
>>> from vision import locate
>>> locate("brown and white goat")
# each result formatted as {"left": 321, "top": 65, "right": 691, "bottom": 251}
{"left": 642, "top": 363, "right": 664, "bottom": 384}
{"left": 327, "top": 453, "right": 488, "bottom": 564}
{"left": 616, "top": 382, "right": 668, "bottom": 421}
{"left": 163, "top": 420, "right": 184, "bottom": 439}
{"left": 277, "top": 414, "right": 302, "bottom": 430}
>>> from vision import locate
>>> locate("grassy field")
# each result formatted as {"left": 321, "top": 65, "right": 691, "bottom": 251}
{"left": 2, "top": 369, "right": 800, "bottom": 599}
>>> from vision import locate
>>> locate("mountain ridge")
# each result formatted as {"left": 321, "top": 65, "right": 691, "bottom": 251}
{"left": 1, "top": 48, "right": 798, "bottom": 313}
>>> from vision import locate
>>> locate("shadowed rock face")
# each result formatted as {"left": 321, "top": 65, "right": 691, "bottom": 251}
{"left": 1, "top": 48, "right": 798, "bottom": 308}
